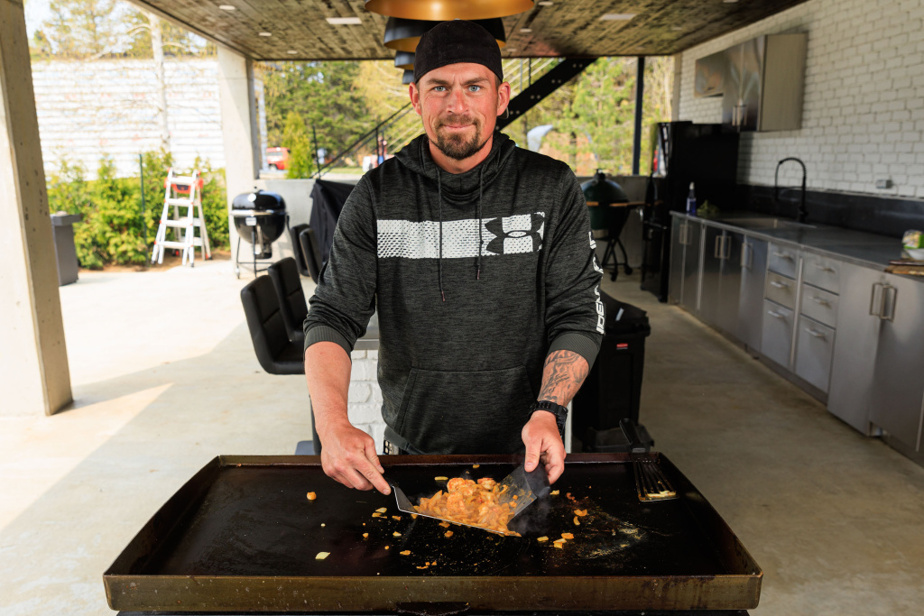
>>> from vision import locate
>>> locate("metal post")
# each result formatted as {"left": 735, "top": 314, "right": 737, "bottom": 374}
{"left": 632, "top": 56, "right": 646, "bottom": 176}
{"left": 139, "top": 154, "right": 147, "bottom": 246}
{"left": 311, "top": 125, "right": 320, "bottom": 179}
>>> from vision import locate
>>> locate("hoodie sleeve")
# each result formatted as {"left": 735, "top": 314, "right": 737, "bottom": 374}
{"left": 543, "top": 167, "right": 605, "bottom": 368}
{"left": 303, "top": 178, "right": 377, "bottom": 356}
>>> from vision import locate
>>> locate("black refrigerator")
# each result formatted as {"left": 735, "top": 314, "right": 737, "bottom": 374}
{"left": 640, "top": 122, "right": 739, "bottom": 302}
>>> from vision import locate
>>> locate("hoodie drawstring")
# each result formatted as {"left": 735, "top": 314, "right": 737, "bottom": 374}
{"left": 435, "top": 160, "right": 486, "bottom": 301}
{"left": 436, "top": 171, "right": 445, "bottom": 302}
{"left": 477, "top": 166, "right": 484, "bottom": 280}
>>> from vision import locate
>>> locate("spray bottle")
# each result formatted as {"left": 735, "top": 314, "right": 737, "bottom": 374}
{"left": 686, "top": 182, "right": 697, "bottom": 216}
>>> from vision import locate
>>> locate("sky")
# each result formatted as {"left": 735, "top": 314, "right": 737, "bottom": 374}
{"left": 24, "top": 0, "right": 53, "bottom": 37}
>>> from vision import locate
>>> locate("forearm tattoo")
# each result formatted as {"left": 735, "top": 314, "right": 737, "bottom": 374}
{"left": 537, "top": 350, "right": 589, "bottom": 405}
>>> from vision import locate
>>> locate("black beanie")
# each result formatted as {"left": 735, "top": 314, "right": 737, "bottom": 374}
{"left": 413, "top": 20, "right": 504, "bottom": 83}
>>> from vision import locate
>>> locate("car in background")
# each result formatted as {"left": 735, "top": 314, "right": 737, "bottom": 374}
{"left": 266, "top": 147, "right": 289, "bottom": 170}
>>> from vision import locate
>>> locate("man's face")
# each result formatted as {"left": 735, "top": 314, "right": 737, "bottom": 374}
{"left": 410, "top": 63, "right": 511, "bottom": 164}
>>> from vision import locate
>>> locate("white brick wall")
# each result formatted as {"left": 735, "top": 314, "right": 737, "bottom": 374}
{"left": 676, "top": 0, "right": 924, "bottom": 199}
{"left": 348, "top": 349, "right": 386, "bottom": 451}
{"left": 31, "top": 58, "right": 227, "bottom": 177}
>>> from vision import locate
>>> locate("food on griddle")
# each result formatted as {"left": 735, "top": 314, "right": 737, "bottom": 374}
{"left": 315, "top": 552, "right": 330, "bottom": 560}
{"left": 415, "top": 476, "right": 515, "bottom": 533}
{"left": 306, "top": 491, "right": 317, "bottom": 500}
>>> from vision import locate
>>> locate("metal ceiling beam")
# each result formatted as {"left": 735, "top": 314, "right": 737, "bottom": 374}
{"left": 497, "top": 58, "right": 596, "bottom": 131}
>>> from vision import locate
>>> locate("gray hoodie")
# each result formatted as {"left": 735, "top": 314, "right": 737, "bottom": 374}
{"left": 304, "top": 132, "right": 604, "bottom": 454}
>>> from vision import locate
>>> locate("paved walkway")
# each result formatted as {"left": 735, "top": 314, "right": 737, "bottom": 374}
{"left": 0, "top": 261, "right": 921, "bottom": 615}
{"left": 1, "top": 258, "right": 312, "bottom": 615}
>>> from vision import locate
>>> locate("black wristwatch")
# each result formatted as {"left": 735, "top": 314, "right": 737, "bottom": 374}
{"left": 531, "top": 400, "right": 568, "bottom": 440}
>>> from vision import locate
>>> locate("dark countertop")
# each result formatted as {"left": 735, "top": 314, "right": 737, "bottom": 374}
{"left": 671, "top": 211, "right": 912, "bottom": 271}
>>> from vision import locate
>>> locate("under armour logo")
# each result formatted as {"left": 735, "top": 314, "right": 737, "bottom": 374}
{"left": 484, "top": 213, "right": 545, "bottom": 255}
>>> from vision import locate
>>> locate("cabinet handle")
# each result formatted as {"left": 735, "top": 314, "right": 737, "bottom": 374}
{"left": 770, "top": 280, "right": 790, "bottom": 289}
{"left": 773, "top": 251, "right": 794, "bottom": 260}
{"left": 882, "top": 285, "right": 898, "bottom": 322}
{"left": 869, "top": 282, "right": 883, "bottom": 317}
{"left": 681, "top": 222, "right": 690, "bottom": 246}
{"left": 814, "top": 264, "right": 836, "bottom": 273}
{"left": 714, "top": 235, "right": 724, "bottom": 259}
{"left": 767, "top": 310, "right": 785, "bottom": 320}
{"left": 811, "top": 296, "right": 831, "bottom": 308}
{"left": 741, "top": 241, "right": 751, "bottom": 270}
{"left": 804, "top": 327, "right": 827, "bottom": 340}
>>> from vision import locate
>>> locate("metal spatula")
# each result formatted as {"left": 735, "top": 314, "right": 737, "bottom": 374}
{"left": 391, "top": 464, "right": 549, "bottom": 535}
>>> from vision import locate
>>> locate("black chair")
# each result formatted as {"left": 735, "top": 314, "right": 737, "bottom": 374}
{"left": 289, "top": 223, "right": 311, "bottom": 277}
{"left": 240, "top": 274, "right": 304, "bottom": 375}
{"left": 267, "top": 257, "right": 308, "bottom": 344}
{"left": 298, "top": 226, "right": 324, "bottom": 283}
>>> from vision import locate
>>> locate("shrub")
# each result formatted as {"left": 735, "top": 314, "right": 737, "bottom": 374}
{"left": 45, "top": 150, "right": 228, "bottom": 269}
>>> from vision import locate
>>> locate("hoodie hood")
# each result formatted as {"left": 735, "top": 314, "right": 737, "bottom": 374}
{"left": 395, "top": 132, "right": 517, "bottom": 205}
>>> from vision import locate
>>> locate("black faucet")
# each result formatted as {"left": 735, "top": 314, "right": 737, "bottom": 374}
{"left": 774, "top": 157, "right": 808, "bottom": 223}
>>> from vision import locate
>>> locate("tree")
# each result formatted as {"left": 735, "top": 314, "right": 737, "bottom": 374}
{"left": 282, "top": 111, "right": 314, "bottom": 179}
{"left": 262, "top": 62, "right": 374, "bottom": 162}
{"left": 502, "top": 56, "right": 674, "bottom": 176}
{"left": 42, "top": 0, "right": 123, "bottom": 59}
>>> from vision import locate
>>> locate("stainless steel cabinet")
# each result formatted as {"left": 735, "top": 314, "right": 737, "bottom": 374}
{"left": 869, "top": 273, "right": 924, "bottom": 456}
{"left": 737, "top": 236, "right": 767, "bottom": 352}
{"left": 700, "top": 227, "right": 743, "bottom": 334}
{"left": 699, "top": 225, "right": 725, "bottom": 325}
{"left": 669, "top": 219, "right": 685, "bottom": 305}
{"left": 794, "top": 316, "right": 835, "bottom": 392}
{"left": 717, "top": 231, "right": 743, "bottom": 334}
{"left": 762, "top": 300, "right": 794, "bottom": 368}
{"left": 669, "top": 217, "right": 702, "bottom": 311}
{"left": 827, "top": 262, "right": 883, "bottom": 434}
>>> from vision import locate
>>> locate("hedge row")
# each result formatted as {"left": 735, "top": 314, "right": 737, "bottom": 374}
{"left": 46, "top": 150, "right": 228, "bottom": 269}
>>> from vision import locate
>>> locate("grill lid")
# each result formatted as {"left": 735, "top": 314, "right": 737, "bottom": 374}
{"left": 232, "top": 189, "right": 286, "bottom": 211}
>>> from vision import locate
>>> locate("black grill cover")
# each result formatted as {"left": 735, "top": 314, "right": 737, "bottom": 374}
{"left": 309, "top": 180, "right": 354, "bottom": 266}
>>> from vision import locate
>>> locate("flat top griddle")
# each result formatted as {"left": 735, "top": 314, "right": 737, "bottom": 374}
{"left": 104, "top": 454, "right": 761, "bottom": 613}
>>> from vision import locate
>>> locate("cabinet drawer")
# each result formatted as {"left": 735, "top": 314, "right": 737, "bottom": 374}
{"left": 766, "top": 271, "right": 797, "bottom": 309}
{"left": 800, "top": 284, "right": 839, "bottom": 328}
{"left": 803, "top": 254, "right": 841, "bottom": 294}
{"left": 768, "top": 243, "right": 799, "bottom": 278}
{"left": 762, "top": 299, "right": 794, "bottom": 368}
{"left": 795, "top": 316, "right": 835, "bottom": 393}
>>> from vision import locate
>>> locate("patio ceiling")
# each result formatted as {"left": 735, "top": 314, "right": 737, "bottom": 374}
{"left": 127, "top": 0, "right": 809, "bottom": 62}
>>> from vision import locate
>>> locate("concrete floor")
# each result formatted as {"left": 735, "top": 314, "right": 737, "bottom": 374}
{"left": 1, "top": 259, "right": 922, "bottom": 615}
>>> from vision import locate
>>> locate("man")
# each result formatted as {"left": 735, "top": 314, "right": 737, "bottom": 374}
{"left": 303, "top": 20, "right": 604, "bottom": 495}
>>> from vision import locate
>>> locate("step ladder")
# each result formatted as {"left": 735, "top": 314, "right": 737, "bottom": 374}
{"left": 151, "top": 168, "right": 211, "bottom": 266}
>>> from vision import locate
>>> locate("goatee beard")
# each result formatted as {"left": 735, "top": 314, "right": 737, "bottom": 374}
{"left": 434, "top": 121, "right": 488, "bottom": 161}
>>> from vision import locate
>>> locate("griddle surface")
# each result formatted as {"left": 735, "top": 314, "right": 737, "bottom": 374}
{"left": 144, "top": 462, "right": 718, "bottom": 577}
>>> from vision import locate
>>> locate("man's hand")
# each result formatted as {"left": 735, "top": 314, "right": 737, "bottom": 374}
{"left": 521, "top": 410, "right": 566, "bottom": 485}
{"left": 318, "top": 419, "right": 391, "bottom": 495}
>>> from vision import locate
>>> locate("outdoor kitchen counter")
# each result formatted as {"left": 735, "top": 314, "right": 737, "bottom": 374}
{"left": 673, "top": 211, "right": 910, "bottom": 271}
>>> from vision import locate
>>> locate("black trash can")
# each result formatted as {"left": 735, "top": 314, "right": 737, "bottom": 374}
{"left": 51, "top": 212, "right": 81, "bottom": 286}
{"left": 572, "top": 291, "right": 651, "bottom": 452}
